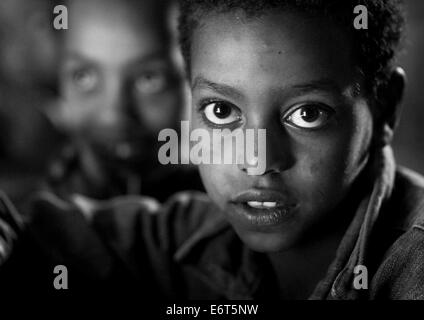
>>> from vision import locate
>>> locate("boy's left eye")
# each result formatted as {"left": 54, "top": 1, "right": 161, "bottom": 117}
{"left": 283, "top": 103, "right": 334, "bottom": 129}
{"left": 202, "top": 101, "right": 241, "bottom": 125}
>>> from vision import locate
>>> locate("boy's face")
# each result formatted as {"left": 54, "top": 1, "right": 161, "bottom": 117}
{"left": 59, "top": 0, "right": 185, "bottom": 171}
{"left": 191, "top": 11, "right": 374, "bottom": 252}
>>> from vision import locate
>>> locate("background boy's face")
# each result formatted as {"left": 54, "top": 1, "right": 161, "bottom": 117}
{"left": 191, "top": 11, "right": 374, "bottom": 252}
{"left": 58, "top": 0, "right": 185, "bottom": 170}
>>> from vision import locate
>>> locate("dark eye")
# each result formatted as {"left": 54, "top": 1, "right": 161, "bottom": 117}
{"left": 283, "top": 104, "right": 334, "bottom": 129}
{"left": 134, "top": 71, "right": 168, "bottom": 95}
{"left": 72, "top": 68, "right": 99, "bottom": 93}
{"left": 203, "top": 101, "right": 241, "bottom": 125}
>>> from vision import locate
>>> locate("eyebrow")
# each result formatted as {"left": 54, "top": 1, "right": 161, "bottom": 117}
{"left": 287, "top": 79, "right": 343, "bottom": 96}
{"left": 64, "top": 52, "right": 97, "bottom": 65}
{"left": 192, "top": 76, "right": 244, "bottom": 100}
{"left": 65, "top": 50, "right": 171, "bottom": 67}
{"left": 192, "top": 76, "right": 345, "bottom": 100}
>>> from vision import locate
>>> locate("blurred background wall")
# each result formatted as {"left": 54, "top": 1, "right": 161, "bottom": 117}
{"left": 393, "top": 0, "right": 424, "bottom": 174}
{"left": 0, "top": 0, "right": 62, "bottom": 203}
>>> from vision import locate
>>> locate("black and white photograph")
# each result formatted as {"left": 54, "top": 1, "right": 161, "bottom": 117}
{"left": 0, "top": 0, "right": 424, "bottom": 315}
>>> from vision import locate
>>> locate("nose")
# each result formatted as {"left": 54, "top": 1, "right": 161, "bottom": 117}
{"left": 238, "top": 117, "right": 293, "bottom": 175}
{"left": 96, "top": 79, "right": 133, "bottom": 130}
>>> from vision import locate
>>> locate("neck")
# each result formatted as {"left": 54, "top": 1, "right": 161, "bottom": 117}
{"left": 267, "top": 167, "right": 373, "bottom": 299}
{"left": 267, "top": 218, "right": 346, "bottom": 299}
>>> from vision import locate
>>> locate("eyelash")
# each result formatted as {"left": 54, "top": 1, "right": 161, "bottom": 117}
{"left": 197, "top": 99, "right": 242, "bottom": 129}
{"left": 196, "top": 98, "right": 336, "bottom": 131}
{"left": 282, "top": 102, "right": 336, "bottom": 131}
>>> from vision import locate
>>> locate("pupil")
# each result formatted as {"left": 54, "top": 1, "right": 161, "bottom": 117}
{"left": 213, "top": 103, "right": 231, "bottom": 119}
{"left": 76, "top": 72, "right": 90, "bottom": 84}
{"left": 300, "top": 106, "right": 320, "bottom": 122}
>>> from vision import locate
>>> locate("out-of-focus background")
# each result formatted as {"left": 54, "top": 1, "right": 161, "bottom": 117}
{"left": 393, "top": 0, "right": 424, "bottom": 174}
{"left": 0, "top": 0, "right": 62, "bottom": 204}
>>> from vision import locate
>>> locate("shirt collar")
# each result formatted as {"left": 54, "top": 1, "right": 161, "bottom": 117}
{"left": 311, "top": 145, "right": 395, "bottom": 299}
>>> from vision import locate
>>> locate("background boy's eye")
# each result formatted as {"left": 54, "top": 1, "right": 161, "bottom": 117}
{"left": 71, "top": 68, "right": 99, "bottom": 93}
{"left": 283, "top": 104, "right": 334, "bottom": 129}
{"left": 203, "top": 102, "right": 241, "bottom": 125}
{"left": 134, "top": 71, "right": 168, "bottom": 96}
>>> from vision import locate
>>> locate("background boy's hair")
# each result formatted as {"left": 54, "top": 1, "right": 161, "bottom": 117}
{"left": 178, "top": 0, "right": 405, "bottom": 96}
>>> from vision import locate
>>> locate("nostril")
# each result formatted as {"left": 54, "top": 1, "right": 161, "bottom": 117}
{"left": 237, "top": 162, "right": 248, "bottom": 172}
{"left": 263, "top": 167, "right": 283, "bottom": 175}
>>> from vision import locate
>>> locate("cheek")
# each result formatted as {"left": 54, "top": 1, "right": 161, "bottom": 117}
{"left": 58, "top": 99, "right": 94, "bottom": 131}
{"left": 291, "top": 108, "right": 373, "bottom": 214}
{"left": 193, "top": 112, "right": 240, "bottom": 208}
{"left": 59, "top": 82, "right": 104, "bottom": 130}
{"left": 199, "top": 163, "right": 236, "bottom": 209}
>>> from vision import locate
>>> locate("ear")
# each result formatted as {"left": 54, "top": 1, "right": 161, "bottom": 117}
{"left": 373, "top": 67, "right": 406, "bottom": 147}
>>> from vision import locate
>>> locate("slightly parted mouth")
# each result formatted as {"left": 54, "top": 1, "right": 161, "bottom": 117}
{"left": 229, "top": 189, "right": 297, "bottom": 227}
{"left": 230, "top": 189, "right": 295, "bottom": 208}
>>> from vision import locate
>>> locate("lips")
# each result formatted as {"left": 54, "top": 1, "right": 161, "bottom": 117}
{"left": 229, "top": 189, "right": 296, "bottom": 227}
{"left": 231, "top": 189, "right": 291, "bottom": 204}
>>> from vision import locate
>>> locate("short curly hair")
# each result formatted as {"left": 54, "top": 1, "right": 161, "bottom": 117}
{"left": 179, "top": 0, "right": 405, "bottom": 95}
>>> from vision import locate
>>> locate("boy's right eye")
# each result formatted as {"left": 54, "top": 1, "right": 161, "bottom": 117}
{"left": 70, "top": 68, "right": 99, "bottom": 93}
{"left": 201, "top": 101, "right": 242, "bottom": 126}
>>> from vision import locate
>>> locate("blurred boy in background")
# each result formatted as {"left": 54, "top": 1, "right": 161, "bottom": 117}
{"left": 46, "top": 0, "right": 203, "bottom": 201}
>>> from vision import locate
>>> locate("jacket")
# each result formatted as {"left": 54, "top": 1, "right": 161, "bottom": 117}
{"left": 1, "top": 146, "right": 424, "bottom": 299}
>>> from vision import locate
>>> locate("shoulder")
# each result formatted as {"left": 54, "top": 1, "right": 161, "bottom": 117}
{"left": 95, "top": 191, "right": 228, "bottom": 254}
{"left": 370, "top": 167, "right": 424, "bottom": 299}
{"left": 28, "top": 190, "right": 227, "bottom": 256}
{"left": 370, "top": 225, "right": 424, "bottom": 299}
{"left": 384, "top": 167, "right": 424, "bottom": 231}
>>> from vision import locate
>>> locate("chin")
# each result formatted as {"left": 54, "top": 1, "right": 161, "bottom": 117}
{"left": 236, "top": 228, "right": 299, "bottom": 253}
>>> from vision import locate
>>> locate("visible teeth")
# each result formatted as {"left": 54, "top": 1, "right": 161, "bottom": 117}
{"left": 247, "top": 201, "right": 277, "bottom": 208}
{"left": 263, "top": 202, "right": 277, "bottom": 208}
{"left": 247, "top": 201, "right": 262, "bottom": 208}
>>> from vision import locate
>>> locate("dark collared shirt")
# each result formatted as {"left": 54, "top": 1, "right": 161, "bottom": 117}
{"left": 1, "top": 146, "right": 424, "bottom": 299}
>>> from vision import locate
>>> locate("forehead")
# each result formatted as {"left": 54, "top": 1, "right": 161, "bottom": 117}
{"left": 191, "top": 11, "right": 357, "bottom": 93}
{"left": 65, "top": 0, "right": 170, "bottom": 64}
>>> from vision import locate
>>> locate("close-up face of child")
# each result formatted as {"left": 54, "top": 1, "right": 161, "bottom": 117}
{"left": 58, "top": 0, "right": 186, "bottom": 171}
{"left": 191, "top": 10, "right": 377, "bottom": 252}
